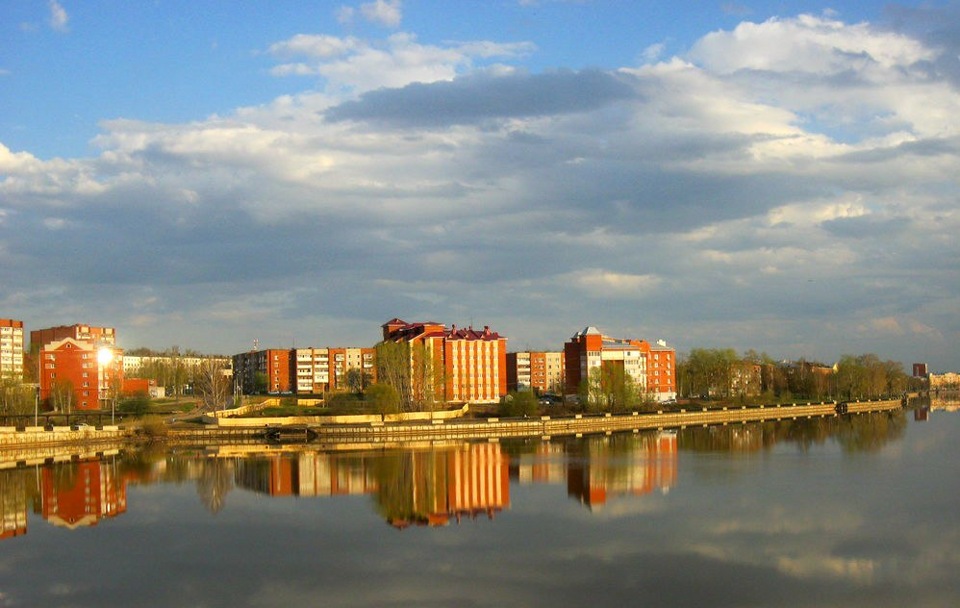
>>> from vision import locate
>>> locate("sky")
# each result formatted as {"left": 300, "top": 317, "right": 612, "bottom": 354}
{"left": 1, "top": 1, "right": 958, "bottom": 371}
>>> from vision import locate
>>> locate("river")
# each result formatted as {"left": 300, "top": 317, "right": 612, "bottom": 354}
{"left": 0, "top": 403, "right": 957, "bottom": 607}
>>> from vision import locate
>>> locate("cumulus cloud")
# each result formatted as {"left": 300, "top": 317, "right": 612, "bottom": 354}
{"left": 268, "top": 31, "right": 535, "bottom": 93}
{"left": 2, "top": 11, "right": 958, "bottom": 368}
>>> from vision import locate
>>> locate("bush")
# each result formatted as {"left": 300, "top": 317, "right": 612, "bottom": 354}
{"left": 119, "top": 392, "right": 151, "bottom": 416}
{"left": 498, "top": 391, "right": 539, "bottom": 418}
{"left": 139, "top": 415, "right": 168, "bottom": 438}
{"left": 364, "top": 383, "right": 400, "bottom": 415}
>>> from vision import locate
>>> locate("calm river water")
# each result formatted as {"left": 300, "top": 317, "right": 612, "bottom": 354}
{"left": 1, "top": 403, "right": 958, "bottom": 607}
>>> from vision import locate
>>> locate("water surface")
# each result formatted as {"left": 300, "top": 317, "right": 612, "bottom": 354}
{"left": 1, "top": 406, "right": 957, "bottom": 607}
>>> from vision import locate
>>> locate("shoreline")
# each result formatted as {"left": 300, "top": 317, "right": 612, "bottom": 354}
{"left": 0, "top": 399, "right": 903, "bottom": 460}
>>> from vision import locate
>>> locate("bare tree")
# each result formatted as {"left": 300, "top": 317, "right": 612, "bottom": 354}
{"left": 195, "top": 358, "right": 231, "bottom": 411}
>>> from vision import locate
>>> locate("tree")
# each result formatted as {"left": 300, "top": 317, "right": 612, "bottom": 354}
{"left": 195, "top": 359, "right": 231, "bottom": 411}
{"left": 50, "top": 378, "right": 74, "bottom": 413}
{"left": 0, "top": 378, "right": 34, "bottom": 416}
{"left": 499, "top": 390, "right": 538, "bottom": 417}
{"left": 375, "top": 340, "right": 411, "bottom": 408}
{"left": 680, "top": 348, "right": 741, "bottom": 398}
{"left": 364, "top": 383, "right": 400, "bottom": 415}
{"left": 345, "top": 368, "right": 372, "bottom": 394}
{"left": 119, "top": 392, "right": 151, "bottom": 416}
{"left": 409, "top": 341, "right": 444, "bottom": 412}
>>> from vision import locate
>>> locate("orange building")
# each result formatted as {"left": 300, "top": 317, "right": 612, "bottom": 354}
{"left": 30, "top": 324, "right": 116, "bottom": 352}
{"left": 564, "top": 326, "right": 676, "bottom": 402}
{"left": 382, "top": 318, "right": 508, "bottom": 404}
{"left": 0, "top": 319, "right": 24, "bottom": 379}
{"left": 506, "top": 351, "right": 565, "bottom": 394}
{"left": 39, "top": 338, "right": 123, "bottom": 411}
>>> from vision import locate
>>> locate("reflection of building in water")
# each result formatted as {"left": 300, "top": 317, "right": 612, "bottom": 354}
{"left": 234, "top": 453, "right": 376, "bottom": 497}
{"left": 930, "top": 396, "right": 960, "bottom": 412}
{"left": 41, "top": 458, "right": 126, "bottom": 529}
{"left": 565, "top": 432, "right": 678, "bottom": 510}
{"left": 0, "top": 469, "right": 29, "bottom": 540}
{"left": 296, "top": 453, "right": 376, "bottom": 496}
{"left": 511, "top": 442, "right": 567, "bottom": 485}
{"left": 384, "top": 443, "right": 510, "bottom": 528}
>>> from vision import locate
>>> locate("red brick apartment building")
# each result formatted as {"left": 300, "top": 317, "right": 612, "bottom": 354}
{"left": 506, "top": 351, "right": 565, "bottom": 394}
{"left": 30, "top": 324, "right": 116, "bottom": 352}
{"left": 39, "top": 338, "right": 124, "bottom": 411}
{"left": 0, "top": 319, "right": 24, "bottom": 379}
{"left": 381, "top": 319, "right": 508, "bottom": 404}
{"left": 564, "top": 326, "right": 677, "bottom": 402}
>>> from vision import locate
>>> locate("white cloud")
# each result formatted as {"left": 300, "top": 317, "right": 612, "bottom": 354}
{"left": 567, "top": 270, "right": 662, "bottom": 296}
{"left": 3, "top": 11, "right": 958, "bottom": 368}
{"left": 268, "top": 31, "right": 534, "bottom": 93}
{"left": 360, "top": 0, "right": 402, "bottom": 28}
{"left": 48, "top": 0, "right": 68, "bottom": 32}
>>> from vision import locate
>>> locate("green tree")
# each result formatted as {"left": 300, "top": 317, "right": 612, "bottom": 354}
{"left": 410, "top": 341, "right": 444, "bottom": 412}
{"left": 0, "top": 378, "right": 35, "bottom": 415}
{"left": 499, "top": 390, "right": 538, "bottom": 417}
{"left": 119, "top": 392, "right": 151, "bottom": 416}
{"left": 375, "top": 340, "right": 411, "bottom": 408}
{"left": 364, "top": 382, "right": 400, "bottom": 415}
{"left": 345, "top": 368, "right": 370, "bottom": 394}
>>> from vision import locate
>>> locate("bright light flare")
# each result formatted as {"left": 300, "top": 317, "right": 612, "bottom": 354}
{"left": 97, "top": 347, "right": 114, "bottom": 366}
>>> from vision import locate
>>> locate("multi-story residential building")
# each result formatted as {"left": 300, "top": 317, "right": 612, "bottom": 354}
{"left": 381, "top": 319, "right": 508, "bottom": 404}
{"left": 564, "top": 326, "right": 677, "bottom": 403}
{"left": 293, "top": 348, "right": 331, "bottom": 394}
{"left": 232, "top": 349, "right": 292, "bottom": 394}
{"left": 330, "top": 347, "right": 376, "bottom": 392}
{"left": 506, "top": 351, "right": 565, "bottom": 394}
{"left": 0, "top": 319, "right": 24, "bottom": 379}
{"left": 929, "top": 372, "right": 960, "bottom": 389}
{"left": 39, "top": 338, "right": 123, "bottom": 411}
{"left": 647, "top": 340, "right": 677, "bottom": 401}
{"left": 292, "top": 347, "right": 376, "bottom": 394}
{"left": 234, "top": 347, "right": 374, "bottom": 395}
{"left": 30, "top": 324, "right": 116, "bottom": 353}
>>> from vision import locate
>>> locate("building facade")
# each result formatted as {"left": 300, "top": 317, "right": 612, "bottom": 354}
{"left": 234, "top": 347, "right": 375, "bottom": 395}
{"left": 292, "top": 347, "right": 376, "bottom": 394}
{"left": 0, "top": 319, "right": 24, "bottom": 379}
{"left": 506, "top": 351, "right": 565, "bottom": 394}
{"left": 30, "top": 324, "right": 116, "bottom": 353}
{"left": 233, "top": 349, "right": 292, "bottom": 394}
{"left": 381, "top": 319, "right": 508, "bottom": 405}
{"left": 39, "top": 338, "right": 124, "bottom": 411}
{"left": 564, "top": 326, "right": 677, "bottom": 403}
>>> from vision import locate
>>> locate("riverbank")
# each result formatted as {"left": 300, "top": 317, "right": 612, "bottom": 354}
{"left": 0, "top": 399, "right": 903, "bottom": 454}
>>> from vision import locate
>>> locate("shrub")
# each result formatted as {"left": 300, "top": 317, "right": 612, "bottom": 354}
{"left": 498, "top": 391, "right": 539, "bottom": 418}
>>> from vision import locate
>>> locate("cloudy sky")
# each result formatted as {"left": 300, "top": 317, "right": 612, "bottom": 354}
{"left": 1, "top": 1, "right": 958, "bottom": 370}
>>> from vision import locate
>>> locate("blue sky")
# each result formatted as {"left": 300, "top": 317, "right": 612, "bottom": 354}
{"left": 1, "top": 1, "right": 959, "bottom": 371}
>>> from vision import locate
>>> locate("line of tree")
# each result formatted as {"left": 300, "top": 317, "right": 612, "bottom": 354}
{"left": 676, "top": 348, "right": 916, "bottom": 402}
